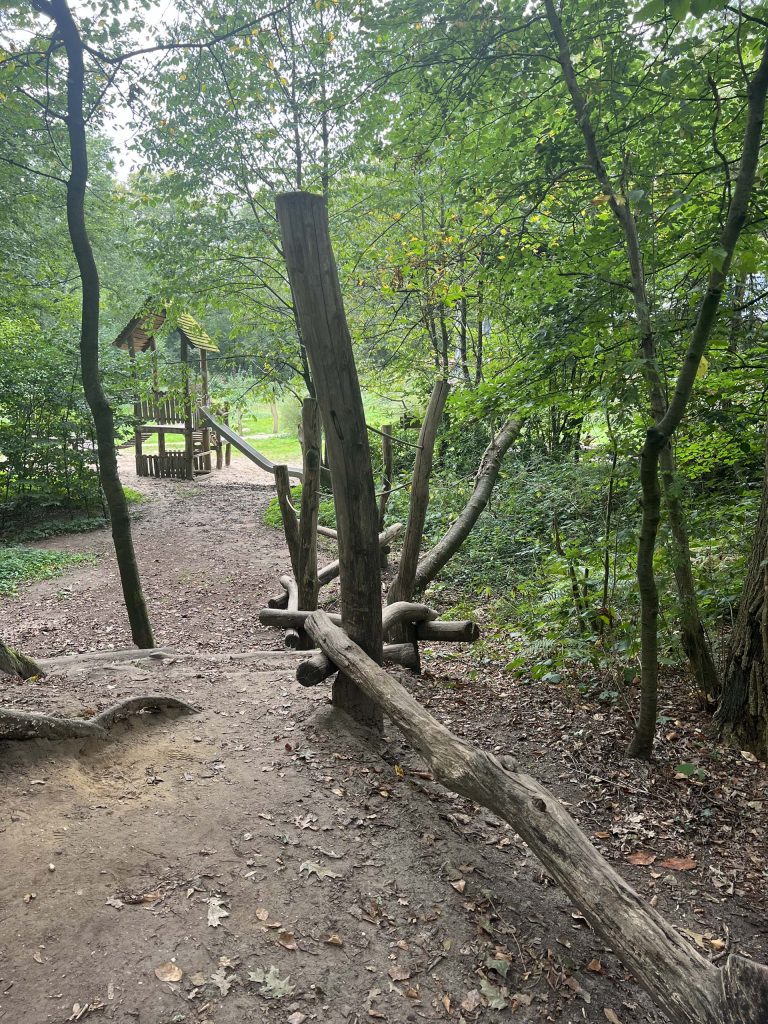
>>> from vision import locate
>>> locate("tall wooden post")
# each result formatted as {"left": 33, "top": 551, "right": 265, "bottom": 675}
{"left": 298, "top": 397, "right": 321, "bottom": 612}
{"left": 200, "top": 348, "right": 211, "bottom": 472}
{"left": 276, "top": 192, "right": 383, "bottom": 729}
{"left": 180, "top": 333, "right": 194, "bottom": 480}
{"left": 129, "top": 346, "right": 143, "bottom": 476}
{"left": 378, "top": 423, "right": 393, "bottom": 567}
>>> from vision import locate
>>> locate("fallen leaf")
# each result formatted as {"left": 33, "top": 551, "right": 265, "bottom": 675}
{"left": 586, "top": 958, "right": 603, "bottom": 973}
{"left": 248, "top": 965, "right": 294, "bottom": 999}
{"left": 288, "top": 1014, "right": 307, "bottom": 1024}
{"left": 299, "top": 861, "right": 341, "bottom": 881}
{"left": 388, "top": 965, "right": 411, "bottom": 982}
{"left": 659, "top": 856, "right": 696, "bottom": 871}
{"left": 105, "top": 896, "right": 124, "bottom": 910}
{"left": 206, "top": 896, "right": 229, "bottom": 927}
{"left": 210, "top": 966, "right": 233, "bottom": 996}
{"left": 626, "top": 851, "right": 656, "bottom": 866}
{"left": 604, "top": 1009, "right": 622, "bottom": 1024}
{"left": 189, "top": 972, "right": 206, "bottom": 987}
{"left": 255, "top": 907, "right": 270, "bottom": 921}
{"left": 441, "top": 994, "right": 451, "bottom": 1012}
{"left": 741, "top": 750, "right": 758, "bottom": 763}
{"left": 325, "top": 933, "right": 344, "bottom": 946}
{"left": 450, "top": 879, "right": 466, "bottom": 894}
{"left": 278, "top": 931, "right": 298, "bottom": 951}
{"left": 460, "top": 989, "right": 482, "bottom": 1012}
{"left": 479, "top": 977, "right": 508, "bottom": 1009}
{"left": 154, "top": 962, "right": 183, "bottom": 983}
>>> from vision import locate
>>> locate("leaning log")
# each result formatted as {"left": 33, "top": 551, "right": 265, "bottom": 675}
{"left": 297, "top": 603, "right": 440, "bottom": 688}
{"left": 297, "top": 642, "right": 419, "bottom": 688}
{"left": 303, "top": 611, "right": 768, "bottom": 1024}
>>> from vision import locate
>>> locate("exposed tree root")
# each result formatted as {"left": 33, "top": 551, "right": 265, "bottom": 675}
{"left": 0, "top": 640, "right": 44, "bottom": 680}
{"left": 0, "top": 695, "right": 198, "bottom": 742}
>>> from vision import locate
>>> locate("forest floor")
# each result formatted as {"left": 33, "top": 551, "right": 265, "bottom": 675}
{"left": 0, "top": 455, "right": 766, "bottom": 1024}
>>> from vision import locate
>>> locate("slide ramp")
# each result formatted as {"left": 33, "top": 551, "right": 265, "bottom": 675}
{"left": 199, "top": 408, "right": 304, "bottom": 480}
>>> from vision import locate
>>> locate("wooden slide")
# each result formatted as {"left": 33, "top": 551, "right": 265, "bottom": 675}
{"left": 198, "top": 407, "right": 304, "bottom": 480}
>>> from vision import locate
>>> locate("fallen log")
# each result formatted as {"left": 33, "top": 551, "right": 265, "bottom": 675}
{"left": 297, "top": 642, "right": 419, "bottom": 687}
{"left": 303, "top": 610, "right": 768, "bottom": 1024}
{"left": 295, "top": 603, "right": 437, "bottom": 686}
{"left": 259, "top": 608, "right": 344, "bottom": 630}
{"left": 0, "top": 695, "right": 197, "bottom": 742}
{"left": 267, "top": 524, "right": 403, "bottom": 609}
{"left": 416, "top": 620, "right": 480, "bottom": 643}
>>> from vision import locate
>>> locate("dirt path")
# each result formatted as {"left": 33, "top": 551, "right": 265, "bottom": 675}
{"left": 0, "top": 456, "right": 764, "bottom": 1024}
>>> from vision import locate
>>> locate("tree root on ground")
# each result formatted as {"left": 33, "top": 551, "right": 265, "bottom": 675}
{"left": 0, "top": 695, "right": 198, "bottom": 742}
{"left": 0, "top": 640, "right": 44, "bottom": 680}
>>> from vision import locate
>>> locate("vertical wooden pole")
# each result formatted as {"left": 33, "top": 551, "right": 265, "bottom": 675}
{"left": 200, "top": 349, "right": 211, "bottom": 471}
{"left": 180, "top": 333, "right": 194, "bottom": 480}
{"left": 224, "top": 408, "right": 232, "bottom": 467}
{"left": 276, "top": 191, "right": 383, "bottom": 729}
{"left": 298, "top": 398, "right": 321, "bottom": 612}
{"left": 378, "top": 423, "right": 393, "bottom": 567}
{"left": 274, "top": 464, "right": 301, "bottom": 583}
{"left": 129, "top": 345, "right": 143, "bottom": 475}
{"left": 387, "top": 380, "right": 449, "bottom": 607}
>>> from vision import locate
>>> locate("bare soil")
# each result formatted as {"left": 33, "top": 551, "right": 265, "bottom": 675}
{"left": 0, "top": 455, "right": 765, "bottom": 1024}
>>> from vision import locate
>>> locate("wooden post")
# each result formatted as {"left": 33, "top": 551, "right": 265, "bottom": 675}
{"left": 224, "top": 408, "right": 232, "bottom": 467}
{"left": 200, "top": 349, "right": 211, "bottom": 472}
{"left": 298, "top": 398, "right": 321, "bottom": 611}
{"left": 276, "top": 191, "right": 383, "bottom": 729}
{"left": 129, "top": 346, "right": 143, "bottom": 475}
{"left": 378, "top": 423, "right": 393, "bottom": 568}
{"left": 387, "top": 380, "right": 449, "bottom": 607}
{"left": 180, "top": 333, "right": 194, "bottom": 480}
{"left": 274, "top": 464, "right": 301, "bottom": 583}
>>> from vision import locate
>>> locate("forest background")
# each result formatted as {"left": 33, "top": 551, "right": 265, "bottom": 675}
{"left": 2, "top": 0, "right": 768, "bottom": 759}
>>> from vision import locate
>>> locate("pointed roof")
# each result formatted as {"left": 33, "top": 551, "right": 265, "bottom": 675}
{"left": 113, "top": 305, "right": 219, "bottom": 354}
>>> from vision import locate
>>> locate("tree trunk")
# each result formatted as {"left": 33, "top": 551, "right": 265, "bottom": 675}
{"left": 627, "top": 41, "right": 768, "bottom": 758}
{"left": 717, "top": 427, "right": 768, "bottom": 757}
{"left": 387, "top": 380, "right": 449, "bottom": 607}
{"left": 276, "top": 192, "right": 383, "bottom": 728}
{"left": 274, "top": 464, "right": 301, "bottom": 583}
{"left": 44, "top": 0, "right": 154, "bottom": 648}
{"left": 413, "top": 418, "right": 521, "bottom": 594}
{"left": 304, "top": 611, "right": 768, "bottom": 1024}
{"left": 378, "top": 424, "right": 393, "bottom": 567}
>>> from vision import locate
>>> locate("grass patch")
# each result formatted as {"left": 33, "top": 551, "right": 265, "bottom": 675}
{"left": 0, "top": 545, "right": 96, "bottom": 596}
{"left": 263, "top": 483, "right": 336, "bottom": 531}
{"left": 123, "top": 486, "right": 146, "bottom": 504}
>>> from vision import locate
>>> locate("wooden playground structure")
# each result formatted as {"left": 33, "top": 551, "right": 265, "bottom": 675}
{"left": 114, "top": 307, "right": 232, "bottom": 480}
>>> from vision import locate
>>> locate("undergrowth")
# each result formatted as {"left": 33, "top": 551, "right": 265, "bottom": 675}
{"left": 263, "top": 483, "right": 336, "bottom": 531}
{"left": 0, "top": 546, "right": 96, "bottom": 596}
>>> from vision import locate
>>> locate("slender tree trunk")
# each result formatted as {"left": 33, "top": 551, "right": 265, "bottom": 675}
{"left": 544, "top": 0, "right": 718, "bottom": 701}
{"left": 42, "top": 0, "right": 154, "bottom": 648}
{"left": 716, "top": 425, "right": 768, "bottom": 758}
{"left": 627, "top": 41, "right": 768, "bottom": 757}
{"left": 413, "top": 418, "right": 521, "bottom": 593}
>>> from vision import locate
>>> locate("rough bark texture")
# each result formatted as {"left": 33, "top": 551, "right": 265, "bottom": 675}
{"left": 274, "top": 464, "right": 301, "bottom": 583}
{"left": 414, "top": 419, "right": 521, "bottom": 594}
{"left": 0, "top": 695, "right": 197, "bottom": 742}
{"left": 277, "top": 574, "right": 302, "bottom": 650}
{"left": 276, "top": 192, "right": 383, "bottom": 728}
{"left": 42, "top": 0, "right": 154, "bottom": 648}
{"left": 298, "top": 398, "right": 321, "bottom": 611}
{"left": 387, "top": 380, "right": 450, "bottom": 607}
{"left": 717, "top": 428, "right": 768, "bottom": 757}
{"left": 305, "top": 611, "right": 768, "bottom": 1024}
{"left": 0, "top": 640, "right": 44, "bottom": 680}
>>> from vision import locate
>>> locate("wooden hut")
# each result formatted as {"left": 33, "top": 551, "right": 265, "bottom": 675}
{"left": 114, "top": 305, "right": 227, "bottom": 480}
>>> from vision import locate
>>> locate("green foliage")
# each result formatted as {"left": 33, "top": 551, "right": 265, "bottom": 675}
{"left": 0, "top": 545, "right": 95, "bottom": 596}
{"left": 263, "top": 484, "right": 336, "bottom": 531}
